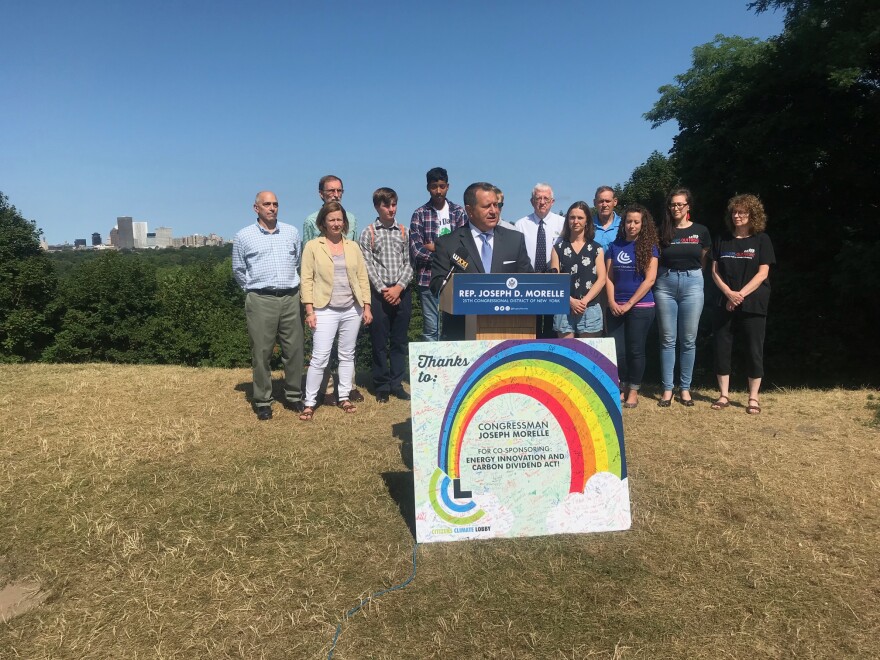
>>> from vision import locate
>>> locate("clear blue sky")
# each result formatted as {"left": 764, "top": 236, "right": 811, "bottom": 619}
{"left": 2, "top": 0, "right": 783, "bottom": 245}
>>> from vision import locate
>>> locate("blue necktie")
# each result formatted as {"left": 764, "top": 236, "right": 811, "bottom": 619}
{"left": 479, "top": 232, "right": 493, "bottom": 273}
{"left": 535, "top": 220, "right": 546, "bottom": 272}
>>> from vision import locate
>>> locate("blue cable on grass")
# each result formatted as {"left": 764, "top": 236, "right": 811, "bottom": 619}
{"left": 327, "top": 542, "right": 419, "bottom": 659}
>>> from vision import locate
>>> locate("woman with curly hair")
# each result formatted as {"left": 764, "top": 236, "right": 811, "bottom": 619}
{"left": 655, "top": 188, "right": 711, "bottom": 407}
{"left": 550, "top": 201, "right": 607, "bottom": 338}
{"left": 710, "top": 194, "right": 775, "bottom": 414}
{"left": 605, "top": 205, "right": 659, "bottom": 408}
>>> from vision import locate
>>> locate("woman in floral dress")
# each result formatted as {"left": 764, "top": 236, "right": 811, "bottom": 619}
{"left": 549, "top": 201, "right": 607, "bottom": 338}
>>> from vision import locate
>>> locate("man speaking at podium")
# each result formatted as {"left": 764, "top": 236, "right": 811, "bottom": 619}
{"left": 431, "top": 182, "right": 533, "bottom": 340}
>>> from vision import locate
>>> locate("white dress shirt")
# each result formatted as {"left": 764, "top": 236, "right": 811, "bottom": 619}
{"left": 514, "top": 212, "right": 565, "bottom": 270}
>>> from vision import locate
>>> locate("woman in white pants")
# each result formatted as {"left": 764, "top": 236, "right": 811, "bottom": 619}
{"left": 300, "top": 202, "right": 372, "bottom": 420}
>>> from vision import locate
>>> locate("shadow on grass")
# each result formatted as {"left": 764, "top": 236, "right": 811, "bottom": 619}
{"left": 382, "top": 470, "right": 415, "bottom": 539}
{"left": 392, "top": 419, "right": 412, "bottom": 469}
{"left": 234, "top": 372, "right": 374, "bottom": 406}
{"left": 383, "top": 418, "right": 416, "bottom": 537}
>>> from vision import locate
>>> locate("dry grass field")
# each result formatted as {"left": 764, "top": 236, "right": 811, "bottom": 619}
{"left": 1, "top": 364, "right": 878, "bottom": 659}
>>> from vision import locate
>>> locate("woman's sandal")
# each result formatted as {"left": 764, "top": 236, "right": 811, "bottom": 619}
{"left": 710, "top": 396, "right": 730, "bottom": 410}
{"left": 746, "top": 398, "right": 761, "bottom": 415}
{"left": 298, "top": 406, "right": 315, "bottom": 421}
{"left": 338, "top": 400, "right": 357, "bottom": 414}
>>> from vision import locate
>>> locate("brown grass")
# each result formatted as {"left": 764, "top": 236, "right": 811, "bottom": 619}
{"left": 1, "top": 364, "right": 878, "bottom": 659}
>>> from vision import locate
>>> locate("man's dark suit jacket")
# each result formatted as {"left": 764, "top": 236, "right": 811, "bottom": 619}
{"left": 430, "top": 223, "right": 534, "bottom": 339}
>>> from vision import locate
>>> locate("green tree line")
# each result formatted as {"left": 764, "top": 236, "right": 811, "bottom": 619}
{"left": 1, "top": 193, "right": 419, "bottom": 372}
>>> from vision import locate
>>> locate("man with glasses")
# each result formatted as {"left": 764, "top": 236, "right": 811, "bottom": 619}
{"left": 303, "top": 175, "right": 358, "bottom": 242}
{"left": 302, "top": 174, "right": 363, "bottom": 403}
{"left": 515, "top": 183, "right": 565, "bottom": 338}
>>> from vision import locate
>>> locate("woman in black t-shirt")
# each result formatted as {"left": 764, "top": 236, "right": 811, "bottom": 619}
{"left": 654, "top": 188, "right": 711, "bottom": 407}
{"left": 710, "top": 194, "right": 776, "bottom": 414}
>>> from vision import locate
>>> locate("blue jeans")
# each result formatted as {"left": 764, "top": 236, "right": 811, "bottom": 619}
{"left": 418, "top": 285, "right": 441, "bottom": 342}
{"left": 553, "top": 304, "right": 603, "bottom": 335}
{"left": 653, "top": 268, "right": 704, "bottom": 392}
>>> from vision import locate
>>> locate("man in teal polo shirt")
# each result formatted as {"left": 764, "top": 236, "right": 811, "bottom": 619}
{"left": 592, "top": 185, "right": 622, "bottom": 251}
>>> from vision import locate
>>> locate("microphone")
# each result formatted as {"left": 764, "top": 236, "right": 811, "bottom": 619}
{"left": 439, "top": 248, "right": 470, "bottom": 294}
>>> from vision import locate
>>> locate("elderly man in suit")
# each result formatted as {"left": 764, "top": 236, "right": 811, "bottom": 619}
{"left": 431, "top": 182, "right": 533, "bottom": 339}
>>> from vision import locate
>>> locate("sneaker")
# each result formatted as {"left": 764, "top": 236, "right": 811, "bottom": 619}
{"left": 349, "top": 389, "right": 365, "bottom": 402}
{"left": 284, "top": 401, "right": 305, "bottom": 413}
{"left": 375, "top": 393, "right": 390, "bottom": 403}
{"left": 256, "top": 406, "right": 272, "bottom": 421}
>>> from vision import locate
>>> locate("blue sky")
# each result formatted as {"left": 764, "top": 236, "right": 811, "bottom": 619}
{"left": 2, "top": 1, "right": 783, "bottom": 244}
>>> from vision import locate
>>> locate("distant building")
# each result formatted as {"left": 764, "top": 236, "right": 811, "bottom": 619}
{"left": 92, "top": 232, "right": 102, "bottom": 246}
{"left": 133, "top": 221, "right": 148, "bottom": 249}
{"left": 109, "top": 227, "right": 119, "bottom": 247}
{"left": 154, "top": 226, "right": 172, "bottom": 248}
{"left": 116, "top": 217, "right": 134, "bottom": 249}
{"left": 74, "top": 239, "right": 87, "bottom": 249}
{"left": 146, "top": 232, "right": 157, "bottom": 248}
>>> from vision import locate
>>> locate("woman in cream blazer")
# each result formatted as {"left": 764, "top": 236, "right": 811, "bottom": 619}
{"left": 300, "top": 202, "right": 372, "bottom": 419}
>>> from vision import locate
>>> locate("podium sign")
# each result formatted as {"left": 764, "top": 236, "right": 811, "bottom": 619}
{"left": 442, "top": 273, "right": 570, "bottom": 315}
{"left": 410, "top": 338, "right": 631, "bottom": 543}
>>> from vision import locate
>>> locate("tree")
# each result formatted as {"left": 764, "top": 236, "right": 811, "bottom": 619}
{"left": 643, "top": 0, "right": 880, "bottom": 382}
{"left": 614, "top": 151, "right": 681, "bottom": 222}
{"left": 0, "top": 192, "right": 58, "bottom": 362}
{"left": 45, "top": 252, "right": 158, "bottom": 363}
{"left": 149, "top": 259, "right": 250, "bottom": 367}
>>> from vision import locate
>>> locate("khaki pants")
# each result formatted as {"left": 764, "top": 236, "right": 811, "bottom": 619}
{"left": 245, "top": 291, "right": 304, "bottom": 406}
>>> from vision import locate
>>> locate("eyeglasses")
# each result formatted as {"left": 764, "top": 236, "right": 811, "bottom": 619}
{"left": 732, "top": 211, "right": 750, "bottom": 217}
{"left": 668, "top": 203, "right": 688, "bottom": 209}
{"left": 497, "top": 203, "right": 504, "bottom": 208}
{"left": 533, "top": 196, "right": 553, "bottom": 203}
{"left": 322, "top": 188, "right": 344, "bottom": 195}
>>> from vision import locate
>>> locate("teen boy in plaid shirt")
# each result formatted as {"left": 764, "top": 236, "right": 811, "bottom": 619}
{"left": 359, "top": 188, "right": 414, "bottom": 402}
{"left": 408, "top": 167, "right": 468, "bottom": 341}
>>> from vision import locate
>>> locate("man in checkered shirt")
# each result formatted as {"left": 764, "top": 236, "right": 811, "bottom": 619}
{"left": 408, "top": 167, "right": 468, "bottom": 342}
{"left": 359, "top": 187, "right": 414, "bottom": 402}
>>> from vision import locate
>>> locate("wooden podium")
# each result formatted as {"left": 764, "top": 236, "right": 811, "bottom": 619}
{"left": 439, "top": 273, "right": 570, "bottom": 341}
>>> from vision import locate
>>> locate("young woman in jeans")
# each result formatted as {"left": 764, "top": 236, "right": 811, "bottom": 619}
{"left": 605, "top": 205, "right": 659, "bottom": 409}
{"left": 654, "top": 188, "right": 711, "bottom": 407}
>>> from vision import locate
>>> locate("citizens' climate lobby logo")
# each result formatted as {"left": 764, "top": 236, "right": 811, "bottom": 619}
{"left": 506, "top": 277, "right": 518, "bottom": 289}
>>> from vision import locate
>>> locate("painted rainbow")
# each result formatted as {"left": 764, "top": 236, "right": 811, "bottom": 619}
{"left": 429, "top": 340, "right": 624, "bottom": 524}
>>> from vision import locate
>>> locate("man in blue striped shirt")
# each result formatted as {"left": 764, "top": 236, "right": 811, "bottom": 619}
{"left": 232, "top": 191, "right": 305, "bottom": 420}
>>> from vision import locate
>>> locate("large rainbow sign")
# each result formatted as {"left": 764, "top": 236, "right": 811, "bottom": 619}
{"left": 411, "top": 339, "right": 630, "bottom": 542}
